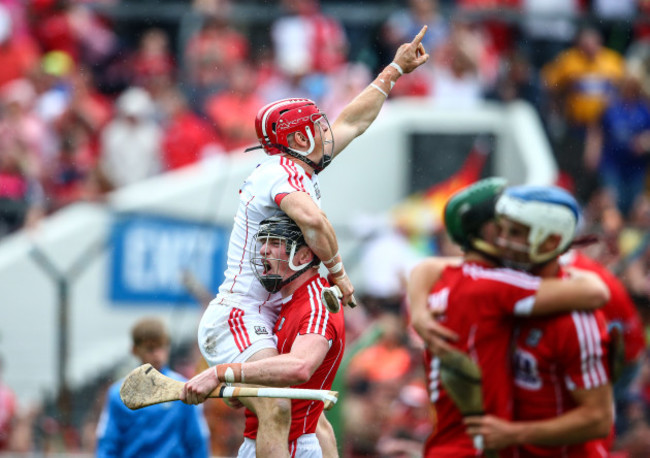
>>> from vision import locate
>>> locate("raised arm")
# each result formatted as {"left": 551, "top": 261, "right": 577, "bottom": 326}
{"left": 280, "top": 191, "right": 354, "bottom": 305}
{"left": 528, "top": 269, "right": 610, "bottom": 316}
{"left": 330, "top": 26, "right": 430, "bottom": 158}
{"left": 407, "top": 257, "right": 461, "bottom": 354}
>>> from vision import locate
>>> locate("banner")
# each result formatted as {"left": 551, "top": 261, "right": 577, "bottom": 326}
{"left": 109, "top": 214, "right": 228, "bottom": 304}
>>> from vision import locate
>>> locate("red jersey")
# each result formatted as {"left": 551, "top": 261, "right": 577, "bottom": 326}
{"left": 423, "top": 261, "right": 543, "bottom": 458}
{"left": 244, "top": 275, "right": 345, "bottom": 441}
{"left": 512, "top": 308, "right": 610, "bottom": 457}
{"left": 562, "top": 250, "right": 646, "bottom": 363}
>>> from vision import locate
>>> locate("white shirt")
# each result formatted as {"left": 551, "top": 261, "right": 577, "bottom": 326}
{"left": 217, "top": 155, "right": 321, "bottom": 317}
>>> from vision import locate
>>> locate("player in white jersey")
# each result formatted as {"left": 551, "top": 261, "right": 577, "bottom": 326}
{"left": 193, "top": 26, "right": 430, "bottom": 457}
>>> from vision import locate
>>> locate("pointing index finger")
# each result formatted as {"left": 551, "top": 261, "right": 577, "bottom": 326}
{"left": 411, "top": 25, "right": 428, "bottom": 46}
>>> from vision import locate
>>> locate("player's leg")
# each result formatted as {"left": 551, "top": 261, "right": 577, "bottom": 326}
{"left": 315, "top": 413, "right": 338, "bottom": 458}
{"left": 240, "top": 347, "right": 291, "bottom": 458}
{"left": 198, "top": 300, "right": 290, "bottom": 458}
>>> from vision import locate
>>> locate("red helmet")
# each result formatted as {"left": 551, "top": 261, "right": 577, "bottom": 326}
{"left": 253, "top": 98, "right": 334, "bottom": 171}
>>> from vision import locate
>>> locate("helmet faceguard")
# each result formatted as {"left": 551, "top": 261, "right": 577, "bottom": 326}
{"left": 251, "top": 98, "right": 334, "bottom": 173}
{"left": 250, "top": 215, "right": 320, "bottom": 293}
{"left": 443, "top": 177, "right": 507, "bottom": 258}
{"left": 495, "top": 186, "right": 580, "bottom": 270}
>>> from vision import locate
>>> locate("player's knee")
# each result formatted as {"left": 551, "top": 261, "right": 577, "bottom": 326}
{"left": 266, "top": 398, "right": 291, "bottom": 426}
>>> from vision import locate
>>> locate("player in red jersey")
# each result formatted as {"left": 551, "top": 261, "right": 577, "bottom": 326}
{"left": 465, "top": 186, "right": 614, "bottom": 457}
{"left": 182, "top": 215, "right": 345, "bottom": 457}
{"left": 408, "top": 178, "right": 610, "bottom": 458}
{"left": 561, "top": 248, "right": 646, "bottom": 434}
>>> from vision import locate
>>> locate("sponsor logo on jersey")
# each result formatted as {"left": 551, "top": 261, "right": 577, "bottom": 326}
{"left": 254, "top": 326, "right": 269, "bottom": 335}
{"left": 278, "top": 317, "right": 286, "bottom": 331}
{"left": 313, "top": 182, "right": 321, "bottom": 199}
{"left": 513, "top": 348, "right": 542, "bottom": 390}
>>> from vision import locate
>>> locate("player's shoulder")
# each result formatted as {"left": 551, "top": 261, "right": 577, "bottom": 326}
{"left": 255, "top": 155, "right": 307, "bottom": 176}
{"left": 555, "top": 310, "right": 605, "bottom": 340}
{"left": 461, "top": 262, "right": 541, "bottom": 289}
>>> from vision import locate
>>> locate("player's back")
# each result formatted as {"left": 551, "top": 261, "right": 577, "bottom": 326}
{"left": 424, "top": 261, "right": 541, "bottom": 457}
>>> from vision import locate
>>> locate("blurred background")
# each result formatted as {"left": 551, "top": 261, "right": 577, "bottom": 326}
{"left": 2, "top": 0, "right": 650, "bottom": 456}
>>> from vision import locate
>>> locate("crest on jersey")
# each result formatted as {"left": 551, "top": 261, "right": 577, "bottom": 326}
{"left": 525, "top": 328, "right": 543, "bottom": 347}
{"left": 314, "top": 182, "right": 321, "bottom": 199}
{"left": 254, "top": 326, "right": 269, "bottom": 335}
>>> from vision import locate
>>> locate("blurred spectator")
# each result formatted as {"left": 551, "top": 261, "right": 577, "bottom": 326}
{"left": 348, "top": 313, "right": 414, "bottom": 387}
{"left": 380, "top": 0, "right": 448, "bottom": 98}
{"left": 33, "top": 50, "right": 76, "bottom": 127}
{"left": 457, "top": 0, "right": 519, "bottom": 57}
{"left": 272, "top": 0, "right": 348, "bottom": 77}
{"left": 592, "top": 0, "right": 635, "bottom": 53}
{"left": 376, "top": 379, "right": 431, "bottom": 457}
{"left": 44, "top": 129, "right": 98, "bottom": 211}
{"left": 0, "top": 79, "right": 48, "bottom": 178}
{"left": 520, "top": 0, "right": 582, "bottom": 68}
{"left": 160, "top": 88, "right": 224, "bottom": 170}
{"left": 184, "top": 3, "right": 249, "bottom": 109}
{"left": 584, "top": 71, "right": 650, "bottom": 219}
{"left": 542, "top": 26, "right": 625, "bottom": 201}
{"left": 423, "top": 18, "right": 499, "bottom": 106}
{"left": 614, "top": 353, "right": 650, "bottom": 456}
{"left": 29, "top": 0, "right": 116, "bottom": 67}
{"left": 623, "top": 236, "right": 650, "bottom": 299}
{"left": 131, "top": 28, "right": 176, "bottom": 95}
{"left": 96, "top": 317, "right": 209, "bottom": 457}
{"left": 0, "top": 128, "right": 46, "bottom": 236}
{"left": 355, "top": 215, "right": 425, "bottom": 315}
{"left": 319, "top": 62, "right": 372, "bottom": 119}
{"left": 0, "top": 4, "right": 40, "bottom": 89}
{"left": 269, "top": 0, "right": 348, "bottom": 102}
{"left": 0, "top": 356, "right": 17, "bottom": 452}
{"left": 98, "top": 87, "right": 162, "bottom": 189}
{"left": 204, "top": 61, "right": 263, "bottom": 152}
{"left": 486, "top": 51, "right": 541, "bottom": 108}
{"left": 382, "top": 0, "right": 449, "bottom": 60}
{"left": 345, "top": 312, "right": 421, "bottom": 456}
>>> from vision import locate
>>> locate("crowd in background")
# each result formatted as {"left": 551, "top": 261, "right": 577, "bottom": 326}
{"left": 4, "top": 0, "right": 650, "bottom": 456}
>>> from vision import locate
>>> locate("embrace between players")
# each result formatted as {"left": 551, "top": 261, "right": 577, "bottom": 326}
{"left": 180, "top": 26, "right": 430, "bottom": 458}
{"left": 179, "top": 23, "right": 623, "bottom": 457}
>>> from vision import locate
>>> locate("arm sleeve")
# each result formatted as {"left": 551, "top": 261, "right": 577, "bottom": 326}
{"left": 95, "top": 385, "right": 124, "bottom": 458}
{"left": 266, "top": 160, "right": 310, "bottom": 204}
{"left": 181, "top": 404, "right": 210, "bottom": 458}
{"left": 486, "top": 268, "right": 541, "bottom": 316}
{"left": 560, "top": 312, "right": 610, "bottom": 391}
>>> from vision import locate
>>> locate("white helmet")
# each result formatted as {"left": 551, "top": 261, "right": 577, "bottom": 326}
{"left": 495, "top": 186, "right": 580, "bottom": 266}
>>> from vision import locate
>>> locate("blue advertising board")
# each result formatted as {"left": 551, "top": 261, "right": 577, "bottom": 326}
{"left": 109, "top": 214, "right": 229, "bottom": 304}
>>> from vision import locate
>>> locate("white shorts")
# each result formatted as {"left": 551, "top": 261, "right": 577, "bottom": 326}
{"left": 237, "top": 434, "right": 322, "bottom": 458}
{"left": 198, "top": 293, "right": 280, "bottom": 366}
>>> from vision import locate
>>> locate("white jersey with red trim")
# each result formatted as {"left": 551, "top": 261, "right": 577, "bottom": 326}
{"left": 217, "top": 155, "right": 321, "bottom": 312}
{"left": 197, "top": 156, "right": 321, "bottom": 367}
